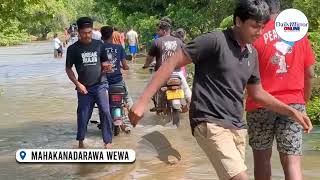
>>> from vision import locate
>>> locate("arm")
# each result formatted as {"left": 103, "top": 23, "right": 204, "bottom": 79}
{"left": 121, "top": 59, "right": 129, "bottom": 70}
{"left": 304, "top": 65, "right": 314, "bottom": 104}
{"left": 65, "top": 47, "right": 88, "bottom": 94}
{"left": 246, "top": 83, "right": 312, "bottom": 133}
{"left": 65, "top": 67, "right": 80, "bottom": 86}
{"left": 129, "top": 50, "right": 192, "bottom": 125}
{"left": 65, "top": 67, "right": 88, "bottom": 94}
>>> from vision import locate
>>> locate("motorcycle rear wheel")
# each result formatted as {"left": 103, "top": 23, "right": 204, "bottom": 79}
{"left": 170, "top": 109, "right": 180, "bottom": 127}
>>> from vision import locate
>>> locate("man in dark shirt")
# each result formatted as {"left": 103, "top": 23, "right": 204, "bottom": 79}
{"left": 129, "top": 1, "right": 313, "bottom": 179}
{"left": 65, "top": 17, "right": 113, "bottom": 149}
{"left": 100, "top": 25, "right": 133, "bottom": 132}
{"left": 143, "top": 17, "right": 192, "bottom": 110}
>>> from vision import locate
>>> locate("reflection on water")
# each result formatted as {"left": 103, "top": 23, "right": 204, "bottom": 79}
{"left": 0, "top": 42, "right": 319, "bottom": 179}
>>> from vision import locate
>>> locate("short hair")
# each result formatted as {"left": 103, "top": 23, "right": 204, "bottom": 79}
{"left": 264, "top": 0, "right": 280, "bottom": 14}
{"left": 174, "top": 28, "right": 186, "bottom": 41}
{"left": 233, "top": 0, "right": 270, "bottom": 25}
{"left": 76, "top": 17, "right": 93, "bottom": 30}
{"left": 158, "top": 17, "right": 172, "bottom": 31}
{"left": 101, "top": 26, "right": 113, "bottom": 40}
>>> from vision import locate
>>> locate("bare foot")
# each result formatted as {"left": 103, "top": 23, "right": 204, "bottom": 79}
{"left": 104, "top": 143, "right": 112, "bottom": 149}
{"left": 78, "top": 141, "right": 85, "bottom": 149}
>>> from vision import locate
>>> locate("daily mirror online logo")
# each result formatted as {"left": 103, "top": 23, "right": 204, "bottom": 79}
{"left": 275, "top": 9, "right": 309, "bottom": 42}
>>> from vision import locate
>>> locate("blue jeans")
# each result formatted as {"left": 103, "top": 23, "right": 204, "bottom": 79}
{"left": 76, "top": 83, "right": 113, "bottom": 144}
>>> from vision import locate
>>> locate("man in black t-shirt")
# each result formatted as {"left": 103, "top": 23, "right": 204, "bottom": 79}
{"left": 65, "top": 17, "right": 113, "bottom": 149}
{"left": 129, "top": 1, "right": 313, "bottom": 179}
{"left": 143, "top": 17, "right": 192, "bottom": 110}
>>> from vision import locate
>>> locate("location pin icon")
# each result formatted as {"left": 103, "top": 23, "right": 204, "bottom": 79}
{"left": 20, "top": 151, "right": 26, "bottom": 160}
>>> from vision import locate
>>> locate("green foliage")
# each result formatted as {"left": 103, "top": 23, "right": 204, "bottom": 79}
{"left": 281, "top": 0, "right": 294, "bottom": 9}
{"left": 308, "top": 32, "right": 320, "bottom": 60}
{"left": 0, "top": 0, "right": 97, "bottom": 45}
{"left": 219, "top": 15, "right": 233, "bottom": 29}
{"left": 307, "top": 96, "right": 320, "bottom": 125}
{"left": 165, "top": 0, "right": 235, "bottom": 39}
{"left": 308, "top": 32, "right": 320, "bottom": 76}
{"left": 293, "top": 0, "right": 320, "bottom": 31}
{"left": 1, "top": 0, "right": 320, "bottom": 47}
{"left": 186, "top": 64, "right": 195, "bottom": 88}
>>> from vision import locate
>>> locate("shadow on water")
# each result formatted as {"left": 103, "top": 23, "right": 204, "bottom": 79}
{"left": 140, "top": 131, "right": 181, "bottom": 165}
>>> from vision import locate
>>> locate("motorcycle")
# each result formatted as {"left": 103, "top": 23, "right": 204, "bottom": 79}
{"left": 152, "top": 73, "right": 187, "bottom": 127}
{"left": 90, "top": 84, "right": 129, "bottom": 136}
{"left": 108, "top": 84, "right": 130, "bottom": 136}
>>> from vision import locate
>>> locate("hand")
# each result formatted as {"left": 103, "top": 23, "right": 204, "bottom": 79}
{"left": 76, "top": 83, "right": 88, "bottom": 95}
{"left": 292, "top": 110, "right": 313, "bottom": 133}
{"left": 102, "top": 62, "right": 113, "bottom": 73}
{"left": 128, "top": 100, "right": 146, "bottom": 127}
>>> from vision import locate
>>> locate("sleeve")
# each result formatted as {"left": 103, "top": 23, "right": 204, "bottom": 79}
{"left": 182, "top": 33, "right": 217, "bottom": 64}
{"left": 247, "top": 52, "right": 261, "bottom": 84}
{"left": 100, "top": 44, "right": 108, "bottom": 62}
{"left": 65, "top": 47, "right": 74, "bottom": 68}
{"left": 148, "top": 40, "right": 157, "bottom": 57}
{"left": 303, "top": 37, "right": 316, "bottom": 68}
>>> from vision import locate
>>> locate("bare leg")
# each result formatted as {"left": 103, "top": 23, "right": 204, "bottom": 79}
{"left": 78, "top": 140, "right": 85, "bottom": 148}
{"left": 279, "top": 153, "right": 303, "bottom": 180}
{"left": 230, "top": 171, "right": 249, "bottom": 180}
{"left": 104, "top": 143, "right": 112, "bottom": 149}
{"left": 253, "top": 149, "right": 272, "bottom": 180}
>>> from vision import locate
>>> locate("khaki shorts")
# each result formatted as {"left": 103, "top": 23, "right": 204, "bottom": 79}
{"left": 194, "top": 122, "right": 247, "bottom": 180}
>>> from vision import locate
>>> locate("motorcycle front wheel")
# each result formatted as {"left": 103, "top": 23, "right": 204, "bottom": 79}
{"left": 114, "top": 125, "right": 121, "bottom": 136}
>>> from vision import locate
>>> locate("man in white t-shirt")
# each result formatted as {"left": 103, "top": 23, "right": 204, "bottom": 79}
{"left": 126, "top": 28, "right": 139, "bottom": 61}
{"left": 53, "top": 34, "right": 63, "bottom": 58}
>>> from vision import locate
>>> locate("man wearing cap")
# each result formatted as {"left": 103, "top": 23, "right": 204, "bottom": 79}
{"left": 65, "top": 17, "right": 113, "bottom": 149}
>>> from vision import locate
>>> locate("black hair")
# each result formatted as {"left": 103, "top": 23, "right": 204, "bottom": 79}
{"left": 158, "top": 17, "right": 172, "bottom": 31}
{"left": 76, "top": 17, "right": 93, "bottom": 30}
{"left": 173, "top": 28, "right": 186, "bottom": 41}
{"left": 233, "top": 0, "right": 270, "bottom": 25}
{"left": 113, "top": 27, "right": 118, "bottom": 31}
{"left": 264, "top": 0, "right": 280, "bottom": 14}
{"left": 54, "top": 33, "right": 58, "bottom": 38}
{"left": 101, "top": 26, "right": 113, "bottom": 40}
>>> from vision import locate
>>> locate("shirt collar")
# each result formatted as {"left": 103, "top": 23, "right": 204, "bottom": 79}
{"left": 225, "top": 28, "right": 253, "bottom": 54}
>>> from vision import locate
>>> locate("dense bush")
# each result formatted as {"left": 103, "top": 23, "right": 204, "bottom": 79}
{"left": 307, "top": 96, "right": 320, "bottom": 125}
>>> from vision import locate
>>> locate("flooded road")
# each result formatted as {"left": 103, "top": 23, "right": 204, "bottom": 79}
{"left": 0, "top": 42, "right": 319, "bottom": 179}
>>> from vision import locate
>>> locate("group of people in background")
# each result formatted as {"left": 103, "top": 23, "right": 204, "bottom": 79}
{"left": 56, "top": 23, "right": 140, "bottom": 61}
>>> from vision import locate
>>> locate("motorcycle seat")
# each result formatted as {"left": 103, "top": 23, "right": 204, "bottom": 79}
{"left": 109, "top": 85, "right": 126, "bottom": 94}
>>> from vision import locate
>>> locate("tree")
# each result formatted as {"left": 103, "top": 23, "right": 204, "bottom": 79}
{"left": 293, "top": 0, "right": 320, "bottom": 31}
